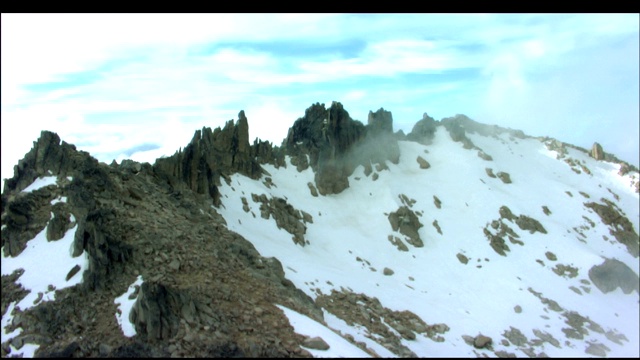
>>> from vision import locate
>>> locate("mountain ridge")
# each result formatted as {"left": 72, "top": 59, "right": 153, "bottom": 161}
{"left": 1, "top": 102, "right": 639, "bottom": 357}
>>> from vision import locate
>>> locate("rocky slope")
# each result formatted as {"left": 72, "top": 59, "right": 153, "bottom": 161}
{"left": 1, "top": 102, "right": 639, "bottom": 357}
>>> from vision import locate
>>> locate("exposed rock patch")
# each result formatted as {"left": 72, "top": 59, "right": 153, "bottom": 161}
{"left": 307, "top": 182, "right": 318, "bottom": 197}
{"left": 432, "top": 220, "right": 442, "bottom": 235}
{"left": 552, "top": 264, "right": 579, "bottom": 279}
{"left": 585, "top": 200, "right": 639, "bottom": 257}
{"left": 251, "top": 194, "right": 312, "bottom": 246}
{"left": 496, "top": 171, "right": 512, "bottom": 184}
{"left": 387, "top": 235, "right": 409, "bottom": 252}
{"left": 515, "top": 214, "right": 547, "bottom": 234}
{"left": 456, "top": 253, "right": 469, "bottom": 265}
{"left": 388, "top": 206, "right": 424, "bottom": 248}
{"left": 483, "top": 206, "right": 542, "bottom": 256}
{"left": 433, "top": 195, "right": 442, "bottom": 209}
{"left": 416, "top": 156, "right": 430, "bottom": 169}
{"left": 477, "top": 150, "right": 493, "bottom": 161}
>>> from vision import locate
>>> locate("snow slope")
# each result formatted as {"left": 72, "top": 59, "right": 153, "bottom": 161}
{"left": 216, "top": 126, "right": 639, "bottom": 357}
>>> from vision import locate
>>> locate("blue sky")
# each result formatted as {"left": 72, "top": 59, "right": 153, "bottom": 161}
{"left": 2, "top": 13, "right": 639, "bottom": 187}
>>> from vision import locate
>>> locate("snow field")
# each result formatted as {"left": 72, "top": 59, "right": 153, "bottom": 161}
{"left": 216, "top": 126, "right": 639, "bottom": 357}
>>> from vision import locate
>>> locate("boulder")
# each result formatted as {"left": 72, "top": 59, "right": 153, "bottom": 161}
{"left": 416, "top": 156, "right": 430, "bottom": 169}
{"left": 456, "top": 253, "right": 469, "bottom": 264}
{"left": 496, "top": 172, "right": 512, "bottom": 184}
{"left": 473, "top": 334, "right": 492, "bottom": 349}
{"left": 307, "top": 182, "right": 318, "bottom": 197}
{"left": 302, "top": 336, "right": 330, "bottom": 350}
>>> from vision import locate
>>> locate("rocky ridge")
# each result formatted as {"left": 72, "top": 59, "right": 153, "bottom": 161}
{"left": 2, "top": 102, "right": 639, "bottom": 358}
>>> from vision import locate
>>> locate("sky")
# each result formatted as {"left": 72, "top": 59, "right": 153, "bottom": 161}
{"left": 2, "top": 13, "right": 639, "bottom": 187}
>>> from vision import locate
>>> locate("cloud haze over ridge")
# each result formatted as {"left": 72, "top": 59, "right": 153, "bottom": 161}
{"left": 2, "top": 13, "right": 639, "bottom": 188}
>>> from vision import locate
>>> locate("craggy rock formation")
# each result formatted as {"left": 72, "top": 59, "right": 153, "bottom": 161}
{"left": 154, "top": 111, "right": 263, "bottom": 206}
{"left": 1, "top": 129, "right": 325, "bottom": 358}
{"left": 282, "top": 102, "right": 402, "bottom": 196}
{"left": 283, "top": 102, "right": 366, "bottom": 195}
{"left": 590, "top": 142, "right": 605, "bottom": 160}
{"left": 588, "top": 258, "right": 639, "bottom": 294}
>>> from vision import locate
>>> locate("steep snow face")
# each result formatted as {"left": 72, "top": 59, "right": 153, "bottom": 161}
{"left": 217, "top": 126, "right": 639, "bottom": 357}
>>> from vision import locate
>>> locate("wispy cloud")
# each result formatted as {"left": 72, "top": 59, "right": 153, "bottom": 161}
{"left": 2, "top": 13, "right": 638, "bottom": 188}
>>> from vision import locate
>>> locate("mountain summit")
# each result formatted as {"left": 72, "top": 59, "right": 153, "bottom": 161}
{"left": 1, "top": 102, "right": 639, "bottom": 357}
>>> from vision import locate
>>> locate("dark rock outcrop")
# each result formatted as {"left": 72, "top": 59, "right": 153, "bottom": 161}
{"left": 251, "top": 194, "right": 311, "bottom": 246}
{"left": 515, "top": 215, "right": 547, "bottom": 234}
{"left": 153, "top": 111, "right": 263, "bottom": 206}
{"left": 388, "top": 206, "right": 424, "bottom": 247}
{"left": 283, "top": 102, "right": 366, "bottom": 195}
{"left": 282, "top": 102, "right": 403, "bottom": 196}
{"left": 75, "top": 208, "right": 133, "bottom": 291}
{"left": 585, "top": 200, "right": 639, "bottom": 258}
{"left": 46, "top": 204, "right": 72, "bottom": 241}
{"left": 406, "top": 113, "right": 438, "bottom": 144}
{"left": 129, "top": 282, "right": 189, "bottom": 340}
{"left": 496, "top": 171, "right": 512, "bottom": 184}
{"left": 416, "top": 156, "right": 430, "bottom": 169}
{"left": 2, "top": 131, "right": 79, "bottom": 195}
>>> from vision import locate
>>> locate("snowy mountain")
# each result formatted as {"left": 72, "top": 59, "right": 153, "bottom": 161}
{"left": 1, "top": 102, "right": 639, "bottom": 358}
